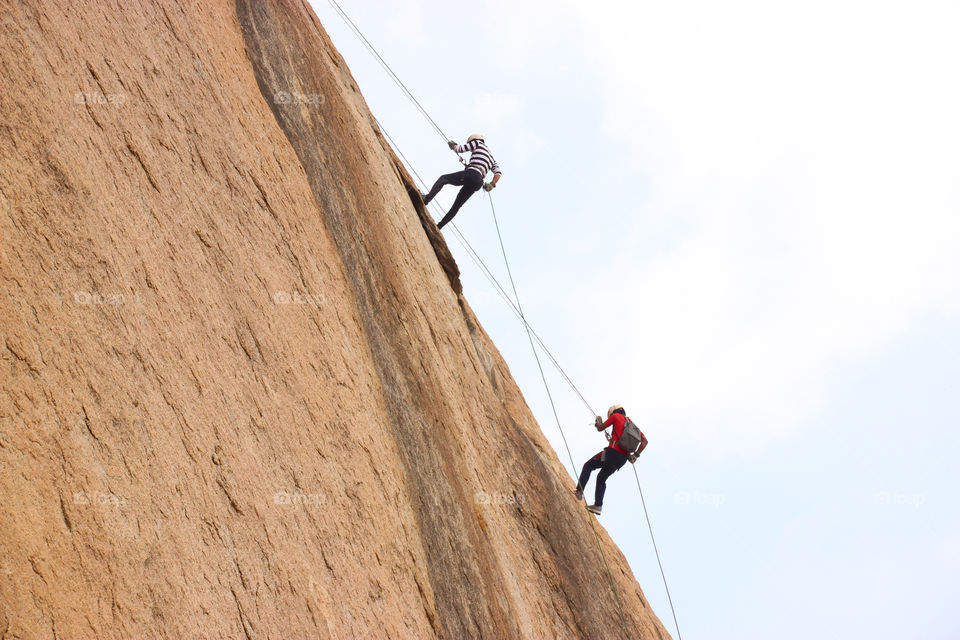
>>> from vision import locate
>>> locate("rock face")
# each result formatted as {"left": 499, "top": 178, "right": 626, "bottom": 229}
{"left": 0, "top": 1, "right": 670, "bottom": 638}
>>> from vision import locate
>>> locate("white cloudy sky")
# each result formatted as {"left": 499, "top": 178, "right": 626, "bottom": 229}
{"left": 311, "top": 1, "right": 960, "bottom": 638}
{"left": 569, "top": 0, "right": 960, "bottom": 450}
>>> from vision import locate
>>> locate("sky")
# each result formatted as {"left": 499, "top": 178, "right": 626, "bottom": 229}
{"left": 308, "top": 1, "right": 960, "bottom": 638}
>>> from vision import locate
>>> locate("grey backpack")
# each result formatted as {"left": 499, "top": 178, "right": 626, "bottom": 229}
{"left": 617, "top": 418, "right": 643, "bottom": 454}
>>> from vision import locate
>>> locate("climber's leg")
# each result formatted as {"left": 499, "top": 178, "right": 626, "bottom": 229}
{"left": 423, "top": 170, "right": 466, "bottom": 204}
{"left": 593, "top": 450, "right": 628, "bottom": 506}
{"left": 577, "top": 451, "right": 604, "bottom": 494}
{"left": 437, "top": 170, "right": 483, "bottom": 228}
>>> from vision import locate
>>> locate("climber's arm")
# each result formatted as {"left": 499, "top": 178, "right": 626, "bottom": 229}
{"left": 491, "top": 159, "right": 501, "bottom": 185}
{"left": 636, "top": 433, "right": 648, "bottom": 455}
{"left": 628, "top": 433, "right": 649, "bottom": 464}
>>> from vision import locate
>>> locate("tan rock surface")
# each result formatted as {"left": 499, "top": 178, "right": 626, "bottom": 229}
{"left": 0, "top": 1, "right": 671, "bottom": 637}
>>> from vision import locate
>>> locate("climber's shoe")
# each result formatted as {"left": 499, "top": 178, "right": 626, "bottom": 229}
{"left": 587, "top": 504, "right": 602, "bottom": 515}
{"left": 421, "top": 192, "right": 432, "bottom": 205}
{"left": 573, "top": 488, "right": 584, "bottom": 502}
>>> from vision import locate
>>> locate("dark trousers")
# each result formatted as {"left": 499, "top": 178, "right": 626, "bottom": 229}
{"left": 577, "top": 449, "right": 628, "bottom": 506}
{"left": 423, "top": 169, "right": 484, "bottom": 228}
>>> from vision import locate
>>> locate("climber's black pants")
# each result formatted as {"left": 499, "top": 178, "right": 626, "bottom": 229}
{"left": 424, "top": 169, "right": 484, "bottom": 228}
{"left": 578, "top": 449, "right": 628, "bottom": 506}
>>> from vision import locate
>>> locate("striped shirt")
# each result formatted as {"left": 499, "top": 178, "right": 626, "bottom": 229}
{"left": 455, "top": 140, "right": 502, "bottom": 178}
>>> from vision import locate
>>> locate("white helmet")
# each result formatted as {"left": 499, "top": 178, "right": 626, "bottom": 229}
{"left": 607, "top": 404, "right": 623, "bottom": 418}
{"left": 466, "top": 133, "right": 484, "bottom": 142}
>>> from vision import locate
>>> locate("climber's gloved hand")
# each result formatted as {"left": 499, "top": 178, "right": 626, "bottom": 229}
{"left": 483, "top": 182, "right": 495, "bottom": 192}
{"left": 447, "top": 140, "right": 458, "bottom": 150}
{"left": 628, "top": 452, "right": 639, "bottom": 464}
{"left": 595, "top": 416, "right": 604, "bottom": 429}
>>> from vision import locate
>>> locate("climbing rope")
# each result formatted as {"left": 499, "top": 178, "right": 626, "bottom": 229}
{"left": 492, "top": 187, "right": 681, "bottom": 640}
{"left": 326, "top": 0, "right": 463, "bottom": 168}
{"left": 325, "top": 5, "right": 682, "bottom": 638}
{"left": 376, "top": 131, "right": 593, "bottom": 416}
{"left": 634, "top": 467, "right": 683, "bottom": 640}
{"left": 384, "top": 120, "right": 630, "bottom": 637}
{"left": 327, "top": 0, "right": 447, "bottom": 142}
{"left": 486, "top": 194, "right": 632, "bottom": 638}
{"left": 377, "top": 121, "right": 591, "bottom": 414}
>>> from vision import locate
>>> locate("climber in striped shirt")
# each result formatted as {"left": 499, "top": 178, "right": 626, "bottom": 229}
{"left": 421, "top": 134, "right": 502, "bottom": 229}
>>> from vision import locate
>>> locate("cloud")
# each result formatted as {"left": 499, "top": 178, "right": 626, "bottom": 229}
{"left": 557, "top": 0, "right": 960, "bottom": 454}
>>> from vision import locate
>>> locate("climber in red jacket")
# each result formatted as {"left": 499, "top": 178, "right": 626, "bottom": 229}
{"left": 574, "top": 404, "right": 648, "bottom": 515}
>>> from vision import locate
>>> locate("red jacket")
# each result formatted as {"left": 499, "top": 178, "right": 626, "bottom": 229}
{"left": 602, "top": 413, "right": 642, "bottom": 456}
